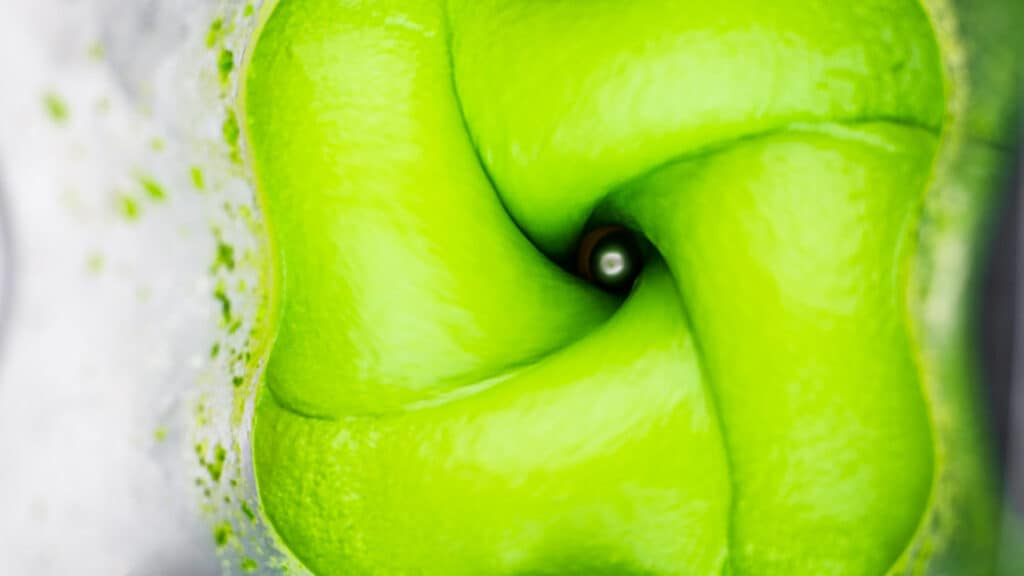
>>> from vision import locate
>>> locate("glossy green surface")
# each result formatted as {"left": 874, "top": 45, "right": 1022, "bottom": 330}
{"left": 241, "top": 0, "right": 1011, "bottom": 574}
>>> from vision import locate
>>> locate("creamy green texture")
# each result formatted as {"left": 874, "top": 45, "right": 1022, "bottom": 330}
{"left": 241, "top": 0, "right": 1011, "bottom": 574}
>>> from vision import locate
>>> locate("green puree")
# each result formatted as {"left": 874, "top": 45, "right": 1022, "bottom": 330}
{"left": 241, "top": 0, "right": 1012, "bottom": 574}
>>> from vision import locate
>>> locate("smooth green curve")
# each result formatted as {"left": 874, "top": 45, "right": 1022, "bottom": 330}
{"left": 241, "top": 0, "right": 1011, "bottom": 574}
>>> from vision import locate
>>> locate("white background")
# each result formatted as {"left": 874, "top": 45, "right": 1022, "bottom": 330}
{"left": 0, "top": 0, "right": 261, "bottom": 573}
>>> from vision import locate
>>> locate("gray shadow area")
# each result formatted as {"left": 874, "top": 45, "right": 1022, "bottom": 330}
{"left": 0, "top": 159, "right": 12, "bottom": 364}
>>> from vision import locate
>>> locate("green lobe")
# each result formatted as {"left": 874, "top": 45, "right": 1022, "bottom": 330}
{"left": 245, "top": 0, "right": 615, "bottom": 419}
{"left": 608, "top": 124, "right": 937, "bottom": 574}
{"left": 256, "top": 262, "right": 730, "bottom": 574}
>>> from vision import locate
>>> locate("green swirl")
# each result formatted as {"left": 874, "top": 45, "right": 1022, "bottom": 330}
{"left": 240, "top": 0, "right": 1017, "bottom": 574}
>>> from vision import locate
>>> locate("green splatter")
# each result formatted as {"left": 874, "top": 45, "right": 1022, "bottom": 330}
{"left": 191, "top": 166, "right": 206, "bottom": 191}
{"left": 210, "top": 342, "right": 222, "bottom": 359}
{"left": 117, "top": 194, "right": 141, "bottom": 221}
{"left": 149, "top": 138, "right": 165, "bottom": 152}
{"left": 218, "top": 49, "right": 235, "bottom": 84}
{"left": 214, "top": 283, "right": 233, "bottom": 324}
{"left": 153, "top": 427, "right": 168, "bottom": 443}
{"left": 86, "top": 253, "right": 105, "bottom": 274}
{"left": 241, "top": 557, "right": 259, "bottom": 573}
{"left": 87, "top": 42, "right": 105, "bottom": 62}
{"left": 232, "top": 375, "right": 244, "bottom": 388}
{"left": 202, "top": 443, "right": 228, "bottom": 483}
{"left": 241, "top": 500, "right": 256, "bottom": 522}
{"left": 214, "top": 241, "right": 236, "bottom": 272}
{"left": 206, "top": 18, "right": 224, "bottom": 48}
{"left": 223, "top": 109, "right": 242, "bottom": 164}
{"left": 139, "top": 177, "right": 167, "bottom": 201}
{"left": 43, "top": 93, "right": 69, "bottom": 124}
{"left": 213, "top": 521, "right": 233, "bottom": 548}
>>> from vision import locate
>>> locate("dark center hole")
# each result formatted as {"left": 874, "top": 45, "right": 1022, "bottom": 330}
{"left": 575, "top": 225, "right": 644, "bottom": 294}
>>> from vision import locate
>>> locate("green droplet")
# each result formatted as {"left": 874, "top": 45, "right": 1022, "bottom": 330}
{"left": 204, "top": 444, "right": 227, "bottom": 483}
{"left": 223, "top": 109, "right": 242, "bottom": 164}
{"left": 43, "top": 92, "right": 69, "bottom": 124}
{"left": 214, "top": 284, "right": 233, "bottom": 324}
{"left": 213, "top": 521, "right": 233, "bottom": 548}
{"left": 87, "top": 42, "right": 105, "bottom": 62}
{"left": 206, "top": 18, "right": 224, "bottom": 49}
{"left": 241, "top": 501, "right": 256, "bottom": 522}
{"left": 117, "top": 194, "right": 141, "bottom": 221}
{"left": 86, "top": 253, "right": 105, "bottom": 274}
{"left": 191, "top": 166, "right": 206, "bottom": 191}
{"left": 139, "top": 177, "right": 167, "bottom": 201}
{"left": 214, "top": 241, "right": 236, "bottom": 272}
{"left": 218, "top": 49, "right": 235, "bottom": 84}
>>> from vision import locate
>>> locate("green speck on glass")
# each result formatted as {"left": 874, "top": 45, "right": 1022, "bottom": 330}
{"left": 86, "top": 253, "right": 105, "bottom": 274}
{"left": 215, "top": 241, "right": 236, "bottom": 272}
{"left": 87, "top": 42, "right": 105, "bottom": 62}
{"left": 213, "top": 521, "right": 233, "bottom": 548}
{"left": 206, "top": 18, "right": 224, "bottom": 49}
{"left": 117, "top": 194, "right": 141, "bottom": 221}
{"left": 191, "top": 166, "right": 206, "bottom": 191}
{"left": 241, "top": 501, "right": 256, "bottom": 522}
{"left": 153, "top": 427, "right": 168, "bottom": 443}
{"left": 223, "top": 109, "right": 242, "bottom": 163}
{"left": 218, "top": 49, "right": 235, "bottom": 84}
{"left": 214, "top": 284, "right": 233, "bottom": 324}
{"left": 139, "top": 177, "right": 167, "bottom": 201}
{"left": 241, "top": 558, "right": 259, "bottom": 573}
{"left": 43, "top": 93, "right": 69, "bottom": 124}
{"left": 206, "top": 444, "right": 227, "bottom": 483}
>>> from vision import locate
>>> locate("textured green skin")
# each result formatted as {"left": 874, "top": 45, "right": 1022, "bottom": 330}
{"left": 241, "top": 0, "right": 1014, "bottom": 574}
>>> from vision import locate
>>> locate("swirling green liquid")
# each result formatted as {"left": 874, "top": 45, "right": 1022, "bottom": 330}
{"left": 241, "top": 0, "right": 1016, "bottom": 573}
